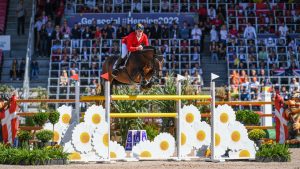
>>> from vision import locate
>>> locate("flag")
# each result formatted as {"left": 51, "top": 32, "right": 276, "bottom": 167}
{"left": 274, "top": 92, "right": 288, "bottom": 144}
{"left": 177, "top": 74, "right": 185, "bottom": 81}
{"left": 273, "top": 69, "right": 285, "bottom": 76}
{"left": 211, "top": 73, "right": 219, "bottom": 81}
{"left": 0, "top": 95, "right": 19, "bottom": 144}
{"left": 293, "top": 69, "right": 300, "bottom": 76}
{"left": 100, "top": 73, "right": 109, "bottom": 81}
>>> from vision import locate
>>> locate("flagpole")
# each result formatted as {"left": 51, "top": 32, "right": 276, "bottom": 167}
{"left": 209, "top": 73, "right": 221, "bottom": 162}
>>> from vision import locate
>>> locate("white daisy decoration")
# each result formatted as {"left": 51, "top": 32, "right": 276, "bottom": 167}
{"left": 83, "top": 151, "right": 102, "bottom": 161}
{"left": 180, "top": 124, "right": 195, "bottom": 157}
{"left": 180, "top": 105, "right": 201, "bottom": 126}
{"left": 214, "top": 104, "right": 236, "bottom": 127}
{"left": 43, "top": 123, "right": 67, "bottom": 144}
{"left": 213, "top": 127, "right": 229, "bottom": 158}
{"left": 92, "top": 122, "right": 109, "bottom": 157}
{"left": 72, "top": 123, "right": 94, "bottom": 153}
{"left": 192, "top": 121, "right": 211, "bottom": 149}
{"left": 228, "top": 142, "right": 256, "bottom": 159}
{"left": 57, "top": 105, "right": 72, "bottom": 126}
{"left": 153, "top": 133, "right": 175, "bottom": 158}
{"left": 227, "top": 121, "right": 249, "bottom": 150}
{"left": 64, "top": 141, "right": 85, "bottom": 161}
{"left": 84, "top": 105, "right": 106, "bottom": 128}
{"left": 107, "top": 141, "right": 126, "bottom": 159}
{"left": 132, "top": 140, "right": 158, "bottom": 159}
{"left": 63, "top": 141, "right": 75, "bottom": 153}
{"left": 69, "top": 151, "right": 84, "bottom": 161}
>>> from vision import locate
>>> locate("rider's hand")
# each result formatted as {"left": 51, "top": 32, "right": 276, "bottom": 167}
{"left": 137, "top": 45, "right": 143, "bottom": 50}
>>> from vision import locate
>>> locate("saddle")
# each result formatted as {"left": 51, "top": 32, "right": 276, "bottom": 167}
{"left": 116, "top": 55, "right": 128, "bottom": 70}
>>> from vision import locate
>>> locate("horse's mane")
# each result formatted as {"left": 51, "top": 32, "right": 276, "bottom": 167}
{"left": 143, "top": 46, "right": 157, "bottom": 53}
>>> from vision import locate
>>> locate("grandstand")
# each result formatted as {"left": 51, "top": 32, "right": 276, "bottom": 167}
{"left": 0, "top": 0, "right": 299, "bottom": 106}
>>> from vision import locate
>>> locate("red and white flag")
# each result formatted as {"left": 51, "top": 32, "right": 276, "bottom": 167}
{"left": 0, "top": 95, "right": 19, "bottom": 144}
{"left": 274, "top": 92, "right": 288, "bottom": 144}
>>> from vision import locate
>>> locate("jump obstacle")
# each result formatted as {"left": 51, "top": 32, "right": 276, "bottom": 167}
{"left": 17, "top": 74, "right": 274, "bottom": 162}
{"left": 78, "top": 74, "right": 272, "bottom": 162}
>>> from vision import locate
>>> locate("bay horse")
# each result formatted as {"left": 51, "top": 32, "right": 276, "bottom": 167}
{"left": 101, "top": 46, "right": 164, "bottom": 91}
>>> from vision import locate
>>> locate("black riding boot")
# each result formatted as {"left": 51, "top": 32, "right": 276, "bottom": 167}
{"left": 112, "top": 57, "right": 123, "bottom": 77}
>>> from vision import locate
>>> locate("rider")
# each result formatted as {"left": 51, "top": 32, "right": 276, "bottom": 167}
{"left": 112, "top": 23, "right": 149, "bottom": 77}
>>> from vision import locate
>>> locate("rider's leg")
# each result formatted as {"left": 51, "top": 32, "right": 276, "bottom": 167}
{"left": 120, "top": 43, "right": 128, "bottom": 67}
{"left": 112, "top": 44, "right": 128, "bottom": 76}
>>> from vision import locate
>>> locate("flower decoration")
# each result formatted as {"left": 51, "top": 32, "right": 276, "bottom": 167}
{"left": 132, "top": 140, "right": 158, "bottom": 159}
{"left": 180, "top": 105, "right": 201, "bottom": 126}
{"left": 228, "top": 141, "right": 256, "bottom": 159}
{"left": 213, "top": 127, "right": 229, "bottom": 158}
{"left": 227, "top": 121, "right": 249, "bottom": 150}
{"left": 84, "top": 105, "right": 106, "bottom": 129}
{"left": 43, "top": 122, "right": 67, "bottom": 144}
{"left": 180, "top": 125, "right": 195, "bottom": 157}
{"left": 215, "top": 104, "right": 236, "bottom": 127}
{"left": 192, "top": 121, "right": 211, "bottom": 149}
{"left": 57, "top": 105, "right": 72, "bottom": 126}
{"left": 64, "top": 141, "right": 85, "bottom": 161}
{"left": 153, "top": 133, "right": 175, "bottom": 158}
{"left": 72, "top": 123, "right": 94, "bottom": 153}
{"left": 109, "top": 141, "right": 126, "bottom": 159}
{"left": 92, "top": 122, "right": 109, "bottom": 157}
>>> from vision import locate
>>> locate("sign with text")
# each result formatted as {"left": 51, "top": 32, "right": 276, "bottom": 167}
{"left": 0, "top": 35, "right": 11, "bottom": 51}
{"left": 66, "top": 13, "right": 196, "bottom": 27}
{"left": 125, "top": 130, "right": 147, "bottom": 151}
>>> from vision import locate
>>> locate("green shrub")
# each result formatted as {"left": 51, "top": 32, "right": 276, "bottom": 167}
{"left": 36, "top": 130, "right": 53, "bottom": 143}
{"left": 25, "top": 117, "right": 35, "bottom": 126}
{"left": 33, "top": 112, "right": 49, "bottom": 126}
{"left": 199, "top": 105, "right": 210, "bottom": 113}
{"left": 144, "top": 124, "right": 159, "bottom": 141}
{"left": 17, "top": 130, "right": 32, "bottom": 143}
{"left": 48, "top": 111, "right": 60, "bottom": 125}
{"left": 0, "top": 143, "right": 68, "bottom": 165}
{"left": 236, "top": 110, "right": 260, "bottom": 125}
{"left": 256, "top": 143, "right": 291, "bottom": 162}
{"left": 248, "top": 129, "right": 266, "bottom": 141}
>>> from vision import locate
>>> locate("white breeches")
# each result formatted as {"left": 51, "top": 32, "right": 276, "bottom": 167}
{"left": 121, "top": 43, "right": 128, "bottom": 58}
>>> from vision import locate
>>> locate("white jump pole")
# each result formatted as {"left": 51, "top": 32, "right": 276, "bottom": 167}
{"left": 75, "top": 81, "right": 80, "bottom": 124}
{"left": 210, "top": 73, "right": 221, "bottom": 162}
{"left": 210, "top": 81, "right": 216, "bottom": 161}
{"left": 176, "top": 77, "right": 182, "bottom": 160}
{"left": 104, "top": 79, "right": 111, "bottom": 161}
{"left": 262, "top": 87, "right": 272, "bottom": 127}
{"left": 176, "top": 74, "right": 185, "bottom": 160}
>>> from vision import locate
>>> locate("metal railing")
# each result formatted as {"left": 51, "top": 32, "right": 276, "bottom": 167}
{"left": 71, "top": 1, "right": 294, "bottom": 14}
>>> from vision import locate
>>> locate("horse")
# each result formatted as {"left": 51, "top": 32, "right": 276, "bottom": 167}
{"left": 101, "top": 46, "right": 164, "bottom": 92}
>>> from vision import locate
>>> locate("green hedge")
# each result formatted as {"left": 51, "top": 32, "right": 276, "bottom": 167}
{"left": 236, "top": 109, "right": 260, "bottom": 125}
{"left": 256, "top": 143, "right": 291, "bottom": 162}
{"left": 0, "top": 144, "right": 68, "bottom": 165}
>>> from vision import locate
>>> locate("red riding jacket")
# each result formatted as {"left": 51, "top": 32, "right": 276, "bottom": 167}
{"left": 122, "top": 32, "right": 149, "bottom": 52}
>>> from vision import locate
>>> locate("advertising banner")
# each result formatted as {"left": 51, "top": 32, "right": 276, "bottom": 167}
{"left": 66, "top": 13, "right": 196, "bottom": 27}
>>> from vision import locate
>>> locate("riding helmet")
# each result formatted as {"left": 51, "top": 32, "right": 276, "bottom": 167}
{"left": 135, "top": 23, "right": 144, "bottom": 31}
